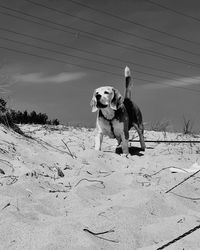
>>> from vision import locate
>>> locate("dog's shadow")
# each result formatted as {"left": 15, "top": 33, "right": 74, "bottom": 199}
{"left": 115, "top": 146, "right": 144, "bottom": 156}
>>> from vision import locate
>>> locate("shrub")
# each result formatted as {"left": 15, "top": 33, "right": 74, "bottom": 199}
{"left": 182, "top": 116, "right": 194, "bottom": 134}
{"left": 150, "top": 120, "right": 170, "bottom": 132}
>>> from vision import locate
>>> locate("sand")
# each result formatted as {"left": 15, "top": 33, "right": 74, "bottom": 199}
{"left": 0, "top": 124, "right": 200, "bottom": 250}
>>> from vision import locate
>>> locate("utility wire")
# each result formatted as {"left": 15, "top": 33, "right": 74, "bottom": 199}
{"left": 0, "top": 36, "right": 124, "bottom": 69}
{"left": 65, "top": 0, "right": 200, "bottom": 46}
{"left": 1, "top": 5, "right": 200, "bottom": 68}
{"left": 0, "top": 45, "right": 200, "bottom": 94}
{"left": 0, "top": 35, "right": 197, "bottom": 85}
{"left": 0, "top": 45, "right": 151, "bottom": 81}
{"left": 145, "top": 0, "right": 200, "bottom": 23}
{"left": 0, "top": 26, "right": 197, "bottom": 81}
{"left": 0, "top": 10, "right": 76, "bottom": 35}
{"left": 25, "top": 0, "right": 200, "bottom": 58}
{"left": 0, "top": 45, "right": 121, "bottom": 77}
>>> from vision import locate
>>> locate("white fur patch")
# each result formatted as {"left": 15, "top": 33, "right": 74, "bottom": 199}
{"left": 96, "top": 117, "right": 115, "bottom": 138}
{"left": 125, "top": 66, "right": 131, "bottom": 77}
{"left": 97, "top": 117, "right": 124, "bottom": 139}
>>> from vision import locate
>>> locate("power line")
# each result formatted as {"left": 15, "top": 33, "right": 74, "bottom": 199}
{"left": 1, "top": 5, "right": 200, "bottom": 68}
{"left": 0, "top": 34, "right": 197, "bottom": 85}
{"left": 0, "top": 27, "right": 197, "bottom": 81}
{"left": 145, "top": 0, "right": 200, "bottom": 23}
{"left": 0, "top": 45, "right": 153, "bottom": 82}
{"left": 0, "top": 35, "right": 196, "bottom": 84}
{"left": 0, "top": 45, "right": 199, "bottom": 94}
{"left": 0, "top": 10, "right": 76, "bottom": 36}
{"left": 24, "top": 0, "right": 200, "bottom": 58}
{"left": 65, "top": 0, "right": 200, "bottom": 47}
{"left": 0, "top": 45, "right": 119, "bottom": 77}
{"left": 0, "top": 36, "right": 122, "bottom": 69}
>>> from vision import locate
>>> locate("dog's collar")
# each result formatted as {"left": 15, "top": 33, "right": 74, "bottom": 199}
{"left": 99, "top": 110, "right": 115, "bottom": 122}
{"left": 99, "top": 110, "right": 116, "bottom": 138}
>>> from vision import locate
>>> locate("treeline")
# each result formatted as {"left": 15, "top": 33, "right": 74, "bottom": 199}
{"left": 10, "top": 110, "right": 60, "bottom": 125}
{"left": 0, "top": 97, "right": 60, "bottom": 126}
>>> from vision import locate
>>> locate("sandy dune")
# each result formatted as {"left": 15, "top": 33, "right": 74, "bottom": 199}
{"left": 0, "top": 124, "right": 200, "bottom": 250}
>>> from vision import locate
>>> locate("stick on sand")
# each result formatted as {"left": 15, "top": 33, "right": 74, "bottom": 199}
{"left": 165, "top": 168, "right": 200, "bottom": 193}
{"left": 157, "top": 224, "right": 200, "bottom": 250}
{"left": 83, "top": 228, "right": 119, "bottom": 243}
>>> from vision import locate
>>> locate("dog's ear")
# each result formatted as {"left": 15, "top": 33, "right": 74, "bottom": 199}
{"left": 90, "top": 90, "right": 98, "bottom": 112}
{"left": 110, "top": 88, "right": 123, "bottom": 110}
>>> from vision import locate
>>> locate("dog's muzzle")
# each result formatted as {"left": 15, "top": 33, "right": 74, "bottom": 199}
{"left": 95, "top": 94, "right": 108, "bottom": 108}
{"left": 96, "top": 93, "right": 101, "bottom": 100}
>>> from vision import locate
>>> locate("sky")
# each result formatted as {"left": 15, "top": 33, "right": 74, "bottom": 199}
{"left": 0, "top": 0, "right": 200, "bottom": 131}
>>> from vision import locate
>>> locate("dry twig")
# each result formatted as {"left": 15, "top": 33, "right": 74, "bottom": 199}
{"left": 83, "top": 228, "right": 119, "bottom": 243}
{"left": 1, "top": 202, "right": 10, "bottom": 210}
{"left": 0, "top": 158, "right": 14, "bottom": 171}
{"left": 0, "top": 175, "right": 19, "bottom": 185}
{"left": 61, "top": 139, "right": 77, "bottom": 158}
{"left": 150, "top": 166, "right": 188, "bottom": 177}
{"left": 166, "top": 169, "right": 200, "bottom": 193}
{"left": 74, "top": 178, "right": 105, "bottom": 188}
{"left": 170, "top": 192, "right": 200, "bottom": 201}
{"left": 157, "top": 224, "right": 200, "bottom": 249}
{"left": 27, "top": 171, "right": 59, "bottom": 180}
{"left": 98, "top": 170, "right": 115, "bottom": 177}
{"left": 49, "top": 189, "right": 70, "bottom": 193}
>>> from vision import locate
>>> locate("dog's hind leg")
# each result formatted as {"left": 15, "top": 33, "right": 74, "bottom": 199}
{"left": 133, "top": 123, "right": 146, "bottom": 151}
{"left": 117, "top": 137, "right": 122, "bottom": 146}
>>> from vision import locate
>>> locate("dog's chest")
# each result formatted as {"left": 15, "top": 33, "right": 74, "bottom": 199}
{"left": 98, "top": 117, "right": 124, "bottom": 138}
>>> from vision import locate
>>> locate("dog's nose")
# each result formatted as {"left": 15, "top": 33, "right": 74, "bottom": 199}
{"left": 95, "top": 93, "right": 101, "bottom": 100}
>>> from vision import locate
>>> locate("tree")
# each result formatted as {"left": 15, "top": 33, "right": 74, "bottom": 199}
{"left": 52, "top": 119, "right": 60, "bottom": 125}
{"left": 29, "top": 111, "right": 37, "bottom": 124}
{"left": 0, "top": 98, "right": 60, "bottom": 125}
{"left": 37, "top": 112, "right": 48, "bottom": 124}
{"left": 16, "top": 111, "right": 23, "bottom": 124}
{"left": 23, "top": 110, "right": 29, "bottom": 124}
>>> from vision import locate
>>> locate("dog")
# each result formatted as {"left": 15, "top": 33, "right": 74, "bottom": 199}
{"left": 90, "top": 66, "right": 145, "bottom": 154}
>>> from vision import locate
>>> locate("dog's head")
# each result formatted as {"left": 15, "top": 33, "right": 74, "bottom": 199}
{"left": 90, "top": 86, "right": 123, "bottom": 112}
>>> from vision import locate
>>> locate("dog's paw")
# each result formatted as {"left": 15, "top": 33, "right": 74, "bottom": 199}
{"left": 121, "top": 153, "right": 129, "bottom": 158}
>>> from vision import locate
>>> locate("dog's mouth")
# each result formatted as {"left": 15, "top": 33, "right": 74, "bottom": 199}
{"left": 96, "top": 101, "right": 108, "bottom": 108}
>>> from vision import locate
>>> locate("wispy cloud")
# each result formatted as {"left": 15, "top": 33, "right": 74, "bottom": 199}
{"left": 142, "top": 76, "right": 200, "bottom": 89}
{"left": 13, "top": 72, "right": 86, "bottom": 84}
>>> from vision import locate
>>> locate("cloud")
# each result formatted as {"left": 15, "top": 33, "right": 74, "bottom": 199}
{"left": 142, "top": 76, "right": 200, "bottom": 89}
{"left": 13, "top": 72, "right": 86, "bottom": 84}
{"left": 0, "top": 69, "right": 86, "bottom": 93}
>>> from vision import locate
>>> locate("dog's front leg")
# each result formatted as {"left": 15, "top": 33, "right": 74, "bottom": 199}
{"left": 121, "top": 136, "right": 129, "bottom": 155}
{"left": 95, "top": 132, "right": 103, "bottom": 151}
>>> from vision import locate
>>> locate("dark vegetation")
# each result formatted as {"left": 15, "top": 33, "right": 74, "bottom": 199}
{"left": 9, "top": 109, "right": 60, "bottom": 125}
{"left": 182, "top": 116, "right": 194, "bottom": 135}
{"left": 0, "top": 97, "right": 60, "bottom": 135}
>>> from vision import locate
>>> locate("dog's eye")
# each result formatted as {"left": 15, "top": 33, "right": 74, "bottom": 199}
{"left": 104, "top": 91, "right": 109, "bottom": 94}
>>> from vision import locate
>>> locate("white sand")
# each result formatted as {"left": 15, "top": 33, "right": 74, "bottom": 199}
{"left": 0, "top": 124, "right": 200, "bottom": 249}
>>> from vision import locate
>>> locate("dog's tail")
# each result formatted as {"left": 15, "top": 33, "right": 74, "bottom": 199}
{"left": 124, "top": 66, "right": 132, "bottom": 99}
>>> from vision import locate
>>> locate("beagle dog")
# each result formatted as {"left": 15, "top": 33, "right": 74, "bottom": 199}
{"left": 90, "top": 66, "right": 145, "bottom": 154}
